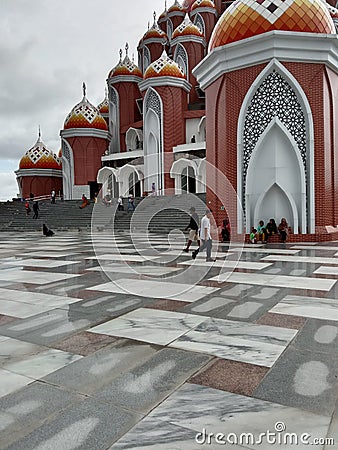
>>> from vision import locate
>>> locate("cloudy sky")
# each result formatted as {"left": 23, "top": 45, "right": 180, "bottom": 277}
{"left": 0, "top": 0, "right": 164, "bottom": 200}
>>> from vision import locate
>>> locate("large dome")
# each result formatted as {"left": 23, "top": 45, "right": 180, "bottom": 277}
{"left": 209, "top": 0, "right": 336, "bottom": 50}
{"left": 19, "top": 133, "right": 62, "bottom": 170}
{"left": 64, "top": 84, "right": 108, "bottom": 130}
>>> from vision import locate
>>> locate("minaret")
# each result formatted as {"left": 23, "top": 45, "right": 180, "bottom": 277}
{"left": 107, "top": 45, "right": 143, "bottom": 153}
{"left": 139, "top": 51, "right": 191, "bottom": 192}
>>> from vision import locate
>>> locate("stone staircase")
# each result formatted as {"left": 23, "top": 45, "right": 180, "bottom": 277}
{"left": 0, "top": 194, "right": 206, "bottom": 234}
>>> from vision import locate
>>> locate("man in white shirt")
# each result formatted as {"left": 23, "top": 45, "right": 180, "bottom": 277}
{"left": 192, "top": 209, "right": 215, "bottom": 262}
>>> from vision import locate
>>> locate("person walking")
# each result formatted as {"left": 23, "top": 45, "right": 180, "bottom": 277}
{"left": 183, "top": 207, "right": 200, "bottom": 252}
{"left": 32, "top": 201, "right": 39, "bottom": 219}
{"left": 192, "top": 209, "right": 215, "bottom": 262}
{"left": 51, "top": 190, "right": 56, "bottom": 204}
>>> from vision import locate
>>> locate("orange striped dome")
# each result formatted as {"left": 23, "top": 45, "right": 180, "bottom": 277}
{"left": 97, "top": 92, "right": 109, "bottom": 114}
{"left": 209, "top": 0, "right": 336, "bottom": 50}
{"left": 144, "top": 51, "right": 186, "bottom": 79}
{"left": 172, "top": 15, "right": 204, "bottom": 38}
{"left": 19, "top": 136, "right": 62, "bottom": 170}
{"left": 64, "top": 97, "right": 108, "bottom": 130}
{"left": 143, "top": 25, "right": 168, "bottom": 41}
{"left": 191, "top": 0, "right": 216, "bottom": 11}
{"left": 109, "top": 53, "right": 143, "bottom": 78}
{"left": 168, "top": 0, "right": 186, "bottom": 13}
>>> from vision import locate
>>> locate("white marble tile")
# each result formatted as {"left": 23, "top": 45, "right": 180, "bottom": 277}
{"left": 0, "top": 299, "right": 56, "bottom": 318}
{"left": 89, "top": 308, "right": 208, "bottom": 345}
{"left": 313, "top": 266, "right": 338, "bottom": 276}
{"left": 231, "top": 247, "right": 300, "bottom": 255}
{"left": 179, "top": 260, "right": 272, "bottom": 270}
{"left": 170, "top": 317, "right": 296, "bottom": 367}
{"left": 262, "top": 254, "right": 338, "bottom": 265}
{"left": 147, "top": 384, "right": 330, "bottom": 450}
{"left": 270, "top": 295, "right": 338, "bottom": 321}
{"left": 0, "top": 338, "right": 47, "bottom": 367}
{"left": 22, "top": 252, "right": 78, "bottom": 258}
{"left": 87, "top": 278, "right": 219, "bottom": 302}
{"left": 0, "top": 288, "right": 80, "bottom": 308}
{"left": 0, "top": 369, "right": 34, "bottom": 398}
{"left": 292, "top": 245, "right": 338, "bottom": 251}
{"left": 87, "top": 264, "right": 182, "bottom": 276}
{"left": 2, "top": 259, "right": 80, "bottom": 268}
{"left": 208, "top": 272, "right": 336, "bottom": 292}
{"left": 0, "top": 269, "right": 79, "bottom": 284}
{"left": 3, "top": 349, "right": 82, "bottom": 379}
{"left": 86, "top": 254, "right": 159, "bottom": 262}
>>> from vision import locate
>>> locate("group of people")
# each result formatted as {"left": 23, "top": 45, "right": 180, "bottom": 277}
{"left": 25, "top": 200, "right": 39, "bottom": 219}
{"left": 250, "top": 218, "right": 289, "bottom": 243}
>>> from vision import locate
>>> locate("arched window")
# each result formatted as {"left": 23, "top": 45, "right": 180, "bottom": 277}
{"left": 181, "top": 166, "right": 196, "bottom": 193}
{"left": 194, "top": 14, "right": 205, "bottom": 36}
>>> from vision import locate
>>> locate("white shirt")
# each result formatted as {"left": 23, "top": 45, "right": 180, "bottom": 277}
{"left": 200, "top": 215, "right": 211, "bottom": 240}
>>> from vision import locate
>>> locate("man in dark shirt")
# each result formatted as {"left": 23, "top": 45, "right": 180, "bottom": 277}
{"left": 183, "top": 207, "right": 200, "bottom": 252}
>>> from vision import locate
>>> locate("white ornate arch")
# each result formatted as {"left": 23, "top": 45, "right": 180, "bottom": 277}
{"left": 237, "top": 58, "right": 314, "bottom": 233}
{"left": 61, "top": 138, "right": 74, "bottom": 200}
{"left": 170, "top": 158, "right": 199, "bottom": 194}
{"left": 245, "top": 118, "right": 307, "bottom": 233}
{"left": 143, "top": 46, "right": 151, "bottom": 72}
{"left": 144, "top": 88, "right": 164, "bottom": 193}
{"left": 198, "top": 116, "right": 206, "bottom": 142}
{"left": 118, "top": 164, "right": 144, "bottom": 197}
{"left": 174, "top": 44, "right": 189, "bottom": 80}
{"left": 126, "top": 128, "right": 143, "bottom": 151}
{"left": 97, "top": 166, "right": 119, "bottom": 197}
{"left": 194, "top": 13, "right": 205, "bottom": 36}
{"left": 108, "top": 85, "right": 120, "bottom": 153}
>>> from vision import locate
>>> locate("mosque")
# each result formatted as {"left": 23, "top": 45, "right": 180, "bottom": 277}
{"left": 15, "top": 0, "right": 338, "bottom": 239}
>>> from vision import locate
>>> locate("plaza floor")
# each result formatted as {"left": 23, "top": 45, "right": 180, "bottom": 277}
{"left": 0, "top": 231, "right": 337, "bottom": 449}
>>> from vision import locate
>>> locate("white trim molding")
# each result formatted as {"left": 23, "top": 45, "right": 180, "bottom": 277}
{"left": 139, "top": 76, "right": 191, "bottom": 93}
{"left": 60, "top": 129, "right": 109, "bottom": 140}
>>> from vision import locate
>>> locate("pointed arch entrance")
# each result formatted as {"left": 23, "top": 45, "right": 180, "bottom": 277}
{"left": 245, "top": 119, "right": 306, "bottom": 233}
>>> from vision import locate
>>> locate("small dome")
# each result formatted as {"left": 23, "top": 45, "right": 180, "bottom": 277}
{"left": 97, "top": 90, "right": 109, "bottom": 114}
{"left": 191, "top": 0, "right": 215, "bottom": 11}
{"left": 108, "top": 47, "right": 143, "bottom": 78}
{"left": 19, "top": 132, "right": 62, "bottom": 170}
{"left": 172, "top": 14, "right": 204, "bottom": 38}
{"left": 209, "top": 0, "right": 336, "bottom": 50}
{"left": 168, "top": 0, "right": 186, "bottom": 13}
{"left": 144, "top": 50, "right": 186, "bottom": 79}
{"left": 143, "top": 14, "right": 169, "bottom": 41}
{"left": 64, "top": 84, "right": 108, "bottom": 130}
